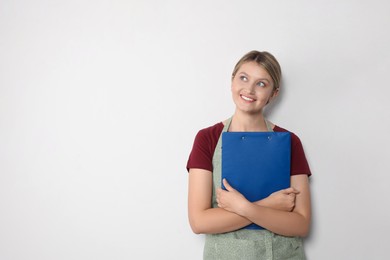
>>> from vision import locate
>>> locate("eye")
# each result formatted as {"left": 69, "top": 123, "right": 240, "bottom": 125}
{"left": 257, "top": 81, "right": 266, "bottom": 87}
{"left": 239, "top": 75, "right": 248, "bottom": 82}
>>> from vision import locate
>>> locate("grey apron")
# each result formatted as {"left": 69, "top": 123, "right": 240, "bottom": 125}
{"left": 204, "top": 117, "right": 306, "bottom": 260}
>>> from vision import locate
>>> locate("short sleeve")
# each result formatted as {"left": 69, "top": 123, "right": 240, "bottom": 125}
{"left": 290, "top": 133, "right": 311, "bottom": 176}
{"left": 186, "top": 129, "right": 214, "bottom": 172}
{"left": 186, "top": 123, "right": 223, "bottom": 172}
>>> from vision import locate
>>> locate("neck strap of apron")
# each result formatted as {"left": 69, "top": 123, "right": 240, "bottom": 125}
{"left": 223, "top": 116, "right": 274, "bottom": 132}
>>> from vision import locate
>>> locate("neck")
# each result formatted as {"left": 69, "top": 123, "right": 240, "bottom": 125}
{"left": 229, "top": 110, "right": 269, "bottom": 132}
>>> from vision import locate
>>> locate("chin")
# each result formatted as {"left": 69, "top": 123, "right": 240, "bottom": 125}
{"left": 236, "top": 107, "right": 263, "bottom": 115}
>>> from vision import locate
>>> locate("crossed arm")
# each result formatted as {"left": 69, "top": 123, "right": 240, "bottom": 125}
{"left": 188, "top": 168, "right": 311, "bottom": 237}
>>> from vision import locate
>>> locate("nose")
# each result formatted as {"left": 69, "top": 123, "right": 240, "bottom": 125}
{"left": 246, "top": 81, "right": 257, "bottom": 94}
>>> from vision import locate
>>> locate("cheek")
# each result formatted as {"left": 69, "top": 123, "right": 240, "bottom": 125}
{"left": 231, "top": 81, "right": 237, "bottom": 90}
{"left": 266, "top": 89, "right": 276, "bottom": 98}
{"left": 231, "top": 84, "right": 240, "bottom": 96}
{"left": 258, "top": 91, "right": 274, "bottom": 103}
{"left": 258, "top": 96, "right": 269, "bottom": 103}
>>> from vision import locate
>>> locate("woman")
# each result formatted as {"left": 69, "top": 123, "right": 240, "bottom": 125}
{"left": 186, "top": 50, "right": 312, "bottom": 259}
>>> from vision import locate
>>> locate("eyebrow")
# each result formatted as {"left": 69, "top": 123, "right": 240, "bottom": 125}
{"left": 239, "top": 72, "right": 271, "bottom": 83}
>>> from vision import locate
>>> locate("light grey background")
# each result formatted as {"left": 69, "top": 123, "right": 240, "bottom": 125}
{"left": 1, "top": 0, "right": 389, "bottom": 259}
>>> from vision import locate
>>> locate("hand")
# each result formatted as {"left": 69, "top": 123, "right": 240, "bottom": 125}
{"left": 216, "top": 179, "right": 251, "bottom": 215}
{"left": 257, "top": 187, "right": 300, "bottom": 212}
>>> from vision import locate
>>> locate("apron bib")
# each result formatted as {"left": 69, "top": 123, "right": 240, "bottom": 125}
{"left": 204, "top": 117, "right": 306, "bottom": 260}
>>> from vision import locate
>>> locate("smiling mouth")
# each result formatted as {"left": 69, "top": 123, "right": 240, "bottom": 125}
{"left": 240, "top": 94, "right": 256, "bottom": 102}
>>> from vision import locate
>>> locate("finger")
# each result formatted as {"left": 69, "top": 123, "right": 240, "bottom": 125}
{"left": 290, "top": 188, "right": 300, "bottom": 194}
{"left": 280, "top": 187, "right": 293, "bottom": 194}
{"left": 288, "top": 193, "right": 297, "bottom": 199}
{"left": 223, "top": 178, "right": 235, "bottom": 191}
{"left": 283, "top": 187, "right": 300, "bottom": 194}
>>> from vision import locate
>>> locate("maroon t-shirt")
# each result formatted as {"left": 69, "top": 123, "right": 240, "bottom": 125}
{"left": 187, "top": 122, "right": 311, "bottom": 176}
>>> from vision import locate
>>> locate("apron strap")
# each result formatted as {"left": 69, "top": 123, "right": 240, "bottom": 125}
{"left": 223, "top": 117, "right": 232, "bottom": 132}
{"left": 265, "top": 119, "right": 274, "bottom": 132}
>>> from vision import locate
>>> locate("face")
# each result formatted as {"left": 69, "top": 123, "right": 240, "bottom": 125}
{"left": 231, "top": 61, "right": 278, "bottom": 115}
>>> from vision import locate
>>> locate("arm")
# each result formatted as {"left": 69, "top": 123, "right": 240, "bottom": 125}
{"left": 255, "top": 187, "right": 300, "bottom": 212}
{"left": 217, "top": 174, "right": 311, "bottom": 237}
{"left": 188, "top": 168, "right": 300, "bottom": 234}
{"left": 188, "top": 168, "right": 251, "bottom": 234}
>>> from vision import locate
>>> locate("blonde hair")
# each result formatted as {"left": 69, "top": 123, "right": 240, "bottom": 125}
{"left": 232, "top": 50, "right": 282, "bottom": 90}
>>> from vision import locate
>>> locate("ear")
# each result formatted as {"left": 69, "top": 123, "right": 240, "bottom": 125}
{"left": 270, "top": 88, "right": 279, "bottom": 101}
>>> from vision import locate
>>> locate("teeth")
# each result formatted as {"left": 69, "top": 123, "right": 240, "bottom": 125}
{"left": 241, "top": 95, "right": 254, "bottom": 101}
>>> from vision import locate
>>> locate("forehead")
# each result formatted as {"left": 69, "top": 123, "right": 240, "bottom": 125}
{"left": 237, "top": 61, "right": 271, "bottom": 80}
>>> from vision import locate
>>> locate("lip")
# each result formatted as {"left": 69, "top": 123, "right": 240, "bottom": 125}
{"left": 240, "top": 94, "right": 256, "bottom": 102}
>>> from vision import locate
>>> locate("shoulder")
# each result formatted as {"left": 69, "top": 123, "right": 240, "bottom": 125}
{"left": 187, "top": 121, "right": 224, "bottom": 172}
{"left": 191, "top": 121, "right": 224, "bottom": 155}
{"left": 273, "top": 125, "right": 302, "bottom": 146}
{"left": 196, "top": 121, "right": 224, "bottom": 140}
{"left": 274, "top": 124, "right": 311, "bottom": 176}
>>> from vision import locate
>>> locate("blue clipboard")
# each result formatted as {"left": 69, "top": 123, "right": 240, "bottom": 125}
{"left": 222, "top": 132, "right": 291, "bottom": 230}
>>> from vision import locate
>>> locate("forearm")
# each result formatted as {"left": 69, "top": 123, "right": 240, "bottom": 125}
{"left": 190, "top": 207, "right": 251, "bottom": 234}
{"left": 190, "top": 197, "right": 291, "bottom": 234}
{"left": 241, "top": 203, "right": 310, "bottom": 237}
{"left": 217, "top": 175, "right": 311, "bottom": 237}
